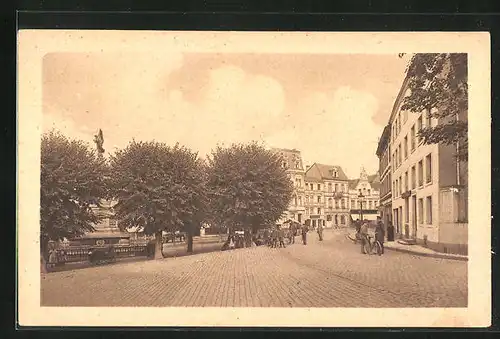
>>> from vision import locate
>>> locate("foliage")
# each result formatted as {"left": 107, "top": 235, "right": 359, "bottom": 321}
{"left": 107, "top": 140, "right": 207, "bottom": 236}
{"left": 400, "top": 53, "right": 468, "bottom": 161}
{"left": 40, "top": 130, "right": 107, "bottom": 250}
{"left": 206, "top": 142, "right": 294, "bottom": 232}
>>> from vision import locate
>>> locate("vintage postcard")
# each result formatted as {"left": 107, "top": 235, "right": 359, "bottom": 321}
{"left": 17, "top": 30, "right": 491, "bottom": 327}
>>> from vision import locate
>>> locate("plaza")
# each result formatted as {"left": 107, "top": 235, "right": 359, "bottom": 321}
{"left": 41, "top": 229, "right": 467, "bottom": 308}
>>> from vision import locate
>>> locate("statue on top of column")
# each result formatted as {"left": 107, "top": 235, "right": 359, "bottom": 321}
{"left": 94, "top": 129, "right": 105, "bottom": 155}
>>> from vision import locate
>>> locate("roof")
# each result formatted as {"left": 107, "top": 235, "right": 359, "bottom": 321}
{"left": 305, "top": 163, "right": 349, "bottom": 181}
{"left": 348, "top": 179, "right": 360, "bottom": 189}
{"left": 349, "top": 173, "right": 380, "bottom": 190}
{"left": 375, "top": 124, "right": 391, "bottom": 157}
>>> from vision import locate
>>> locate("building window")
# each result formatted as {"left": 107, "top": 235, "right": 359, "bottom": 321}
{"left": 341, "top": 215, "right": 346, "bottom": 224}
{"left": 341, "top": 199, "right": 346, "bottom": 209}
{"left": 398, "top": 144, "right": 402, "bottom": 165}
{"left": 358, "top": 201, "right": 361, "bottom": 209}
{"left": 326, "top": 215, "right": 332, "bottom": 221}
{"left": 368, "top": 201, "right": 373, "bottom": 209}
{"left": 317, "top": 184, "right": 321, "bottom": 190}
{"left": 335, "top": 199, "right": 339, "bottom": 209}
{"left": 335, "top": 183, "right": 338, "bottom": 192}
{"left": 411, "top": 166, "right": 416, "bottom": 189}
{"left": 328, "top": 183, "right": 332, "bottom": 192}
{"left": 404, "top": 135, "right": 408, "bottom": 159}
{"left": 426, "top": 153, "right": 432, "bottom": 183}
{"left": 426, "top": 196, "right": 433, "bottom": 224}
{"left": 399, "top": 177, "right": 402, "bottom": 197}
{"left": 298, "top": 196, "right": 302, "bottom": 206}
{"left": 294, "top": 196, "right": 298, "bottom": 206}
{"left": 351, "top": 200, "right": 355, "bottom": 208}
{"left": 317, "top": 196, "right": 321, "bottom": 203}
{"left": 418, "top": 160, "right": 424, "bottom": 187}
{"left": 317, "top": 207, "right": 321, "bottom": 215}
{"left": 404, "top": 171, "right": 408, "bottom": 192}
{"left": 418, "top": 198, "right": 424, "bottom": 224}
{"left": 395, "top": 179, "right": 399, "bottom": 197}
{"left": 417, "top": 115, "right": 423, "bottom": 142}
{"left": 411, "top": 125, "right": 416, "bottom": 151}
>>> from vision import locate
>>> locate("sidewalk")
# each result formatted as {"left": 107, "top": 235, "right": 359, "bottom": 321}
{"left": 384, "top": 241, "right": 468, "bottom": 261}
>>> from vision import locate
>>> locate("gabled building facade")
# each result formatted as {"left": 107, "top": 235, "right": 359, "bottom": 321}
{"left": 304, "top": 163, "right": 350, "bottom": 228}
{"left": 348, "top": 168, "right": 380, "bottom": 223}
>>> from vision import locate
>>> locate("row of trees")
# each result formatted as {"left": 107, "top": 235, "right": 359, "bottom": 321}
{"left": 40, "top": 131, "right": 294, "bottom": 263}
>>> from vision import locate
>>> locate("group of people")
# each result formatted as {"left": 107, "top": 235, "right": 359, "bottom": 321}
{"left": 353, "top": 216, "right": 385, "bottom": 255}
{"left": 221, "top": 220, "right": 328, "bottom": 251}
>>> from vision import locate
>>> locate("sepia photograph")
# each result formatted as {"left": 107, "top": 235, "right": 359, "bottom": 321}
{"left": 17, "top": 30, "right": 490, "bottom": 327}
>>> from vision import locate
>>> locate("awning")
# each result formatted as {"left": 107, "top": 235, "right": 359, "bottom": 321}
{"left": 350, "top": 213, "right": 378, "bottom": 221}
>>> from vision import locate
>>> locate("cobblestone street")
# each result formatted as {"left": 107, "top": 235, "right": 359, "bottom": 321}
{"left": 41, "top": 230, "right": 467, "bottom": 308}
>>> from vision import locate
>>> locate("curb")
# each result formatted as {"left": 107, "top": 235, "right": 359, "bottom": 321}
{"left": 385, "top": 245, "right": 468, "bottom": 262}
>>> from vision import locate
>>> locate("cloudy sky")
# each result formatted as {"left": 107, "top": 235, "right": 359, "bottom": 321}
{"left": 43, "top": 51, "right": 410, "bottom": 178}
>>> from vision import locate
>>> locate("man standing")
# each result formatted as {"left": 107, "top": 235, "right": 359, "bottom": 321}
{"left": 301, "top": 223, "right": 308, "bottom": 245}
{"left": 359, "top": 221, "right": 369, "bottom": 254}
{"left": 271, "top": 227, "right": 278, "bottom": 248}
{"left": 375, "top": 216, "right": 385, "bottom": 255}
{"left": 277, "top": 225, "right": 286, "bottom": 248}
{"left": 290, "top": 222, "right": 296, "bottom": 244}
{"left": 317, "top": 222, "right": 324, "bottom": 241}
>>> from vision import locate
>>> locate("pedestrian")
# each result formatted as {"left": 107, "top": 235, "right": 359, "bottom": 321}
{"left": 360, "top": 221, "right": 369, "bottom": 254}
{"left": 278, "top": 225, "right": 286, "bottom": 248}
{"left": 375, "top": 216, "right": 385, "bottom": 255}
{"left": 317, "top": 223, "right": 324, "bottom": 241}
{"left": 290, "top": 222, "right": 296, "bottom": 244}
{"left": 48, "top": 248, "right": 58, "bottom": 269}
{"left": 271, "top": 227, "right": 278, "bottom": 248}
{"left": 301, "top": 224, "right": 308, "bottom": 245}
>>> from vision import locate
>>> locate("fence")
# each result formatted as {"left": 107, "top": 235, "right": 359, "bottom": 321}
{"left": 53, "top": 243, "right": 151, "bottom": 264}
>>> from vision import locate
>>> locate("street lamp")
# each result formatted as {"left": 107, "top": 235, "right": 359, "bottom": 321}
{"left": 358, "top": 193, "right": 365, "bottom": 221}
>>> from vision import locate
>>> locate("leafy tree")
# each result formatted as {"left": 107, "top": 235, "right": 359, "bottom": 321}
{"left": 206, "top": 142, "right": 294, "bottom": 237}
{"left": 107, "top": 141, "right": 206, "bottom": 259}
{"left": 400, "top": 53, "right": 468, "bottom": 161}
{"left": 40, "top": 130, "right": 107, "bottom": 272}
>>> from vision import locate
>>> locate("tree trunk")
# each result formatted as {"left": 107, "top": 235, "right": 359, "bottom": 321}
{"left": 187, "top": 225, "right": 194, "bottom": 253}
{"left": 154, "top": 230, "right": 164, "bottom": 259}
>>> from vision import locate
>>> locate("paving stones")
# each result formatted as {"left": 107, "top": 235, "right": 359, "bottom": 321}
{"left": 41, "top": 230, "right": 467, "bottom": 307}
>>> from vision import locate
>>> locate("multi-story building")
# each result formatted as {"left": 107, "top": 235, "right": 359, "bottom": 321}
{"left": 303, "top": 163, "right": 350, "bottom": 228}
{"left": 386, "top": 75, "right": 468, "bottom": 254}
{"left": 376, "top": 125, "right": 392, "bottom": 230}
{"left": 272, "top": 148, "right": 307, "bottom": 225}
{"left": 348, "top": 168, "right": 380, "bottom": 223}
